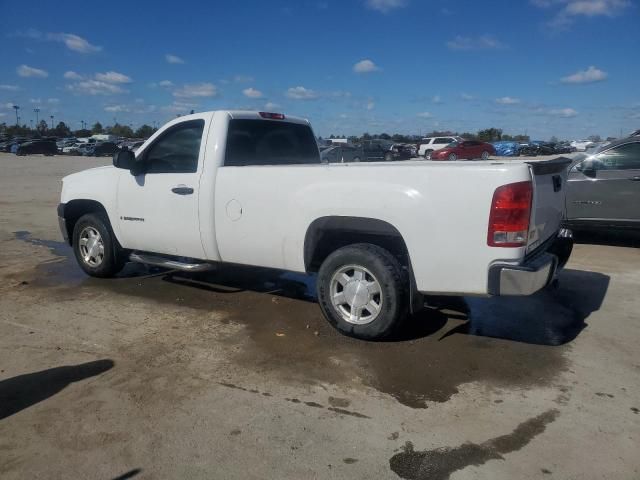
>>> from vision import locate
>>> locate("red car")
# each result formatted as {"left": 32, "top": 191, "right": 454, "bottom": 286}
{"left": 430, "top": 140, "right": 495, "bottom": 161}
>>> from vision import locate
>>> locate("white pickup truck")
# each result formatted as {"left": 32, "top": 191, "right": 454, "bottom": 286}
{"left": 58, "top": 111, "right": 573, "bottom": 340}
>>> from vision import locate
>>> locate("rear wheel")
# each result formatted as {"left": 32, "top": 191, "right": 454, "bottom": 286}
{"left": 448, "top": 153, "right": 457, "bottom": 161}
{"left": 317, "top": 243, "right": 408, "bottom": 340}
{"left": 384, "top": 152, "right": 393, "bottom": 162}
{"left": 72, "top": 213, "right": 126, "bottom": 278}
{"left": 481, "top": 150, "right": 490, "bottom": 160}
{"left": 424, "top": 149, "right": 433, "bottom": 159}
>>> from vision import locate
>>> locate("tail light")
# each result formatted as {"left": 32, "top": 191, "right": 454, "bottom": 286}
{"left": 487, "top": 181, "right": 532, "bottom": 247}
{"left": 259, "top": 112, "right": 285, "bottom": 120}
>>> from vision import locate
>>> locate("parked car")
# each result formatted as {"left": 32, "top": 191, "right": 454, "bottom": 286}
{"left": 360, "top": 139, "right": 410, "bottom": 161}
{"left": 570, "top": 140, "right": 596, "bottom": 152}
{"left": 417, "top": 136, "right": 462, "bottom": 158}
{"left": 88, "top": 142, "right": 120, "bottom": 157}
{"left": 629, "top": 129, "right": 640, "bottom": 137}
{"left": 320, "top": 144, "right": 364, "bottom": 163}
{"left": 565, "top": 137, "right": 640, "bottom": 231}
{"left": 15, "top": 140, "right": 57, "bottom": 156}
{"left": 430, "top": 140, "right": 495, "bottom": 161}
{"left": 492, "top": 141, "right": 521, "bottom": 157}
{"left": 58, "top": 110, "right": 572, "bottom": 340}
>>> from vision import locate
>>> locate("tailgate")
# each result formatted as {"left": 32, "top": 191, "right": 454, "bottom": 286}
{"left": 526, "top": 157, "right": 573, "bottom": 253}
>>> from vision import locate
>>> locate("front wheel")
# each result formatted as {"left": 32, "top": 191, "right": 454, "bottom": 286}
{"left": 424, "top": 149, "right": 433, "bottom": 159}
{"left": 481, "top": 150, "right": 490, "bottom": 160}
{"left": 448, "top": 153, "right": 457, "bottom": 161}
{"left": 317, "top": 244, "right": 408, "bottom": 340}
{"left": 384, "top": 152, "right": 393, "bottom": 162}
{"left": 72, "top": 213, "right": 126, "bottom": 278}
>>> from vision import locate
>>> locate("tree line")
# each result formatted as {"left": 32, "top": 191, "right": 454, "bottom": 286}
{"left": 0, "top": 121, "right": 157, "bottom": 139}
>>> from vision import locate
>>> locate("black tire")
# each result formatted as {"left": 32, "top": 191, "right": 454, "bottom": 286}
{"left": 316, "top": 243, "right": 408, "bottom": 340}
{"left": 448, "top": 153, "right": 457, "bottom": 161}
{"left": 424, "top": 149, "right": 433, "bottom": 159}
{"left": 353, "top": 156, "right": 361, "bottom": 162}
{"left": 481, "top": 151, "right": 490, "bottom": 160}
{"left": 72, "top": 212, "right": 126, "bottom": 278}
{"left": 384, "top": 152, "right": 393, "bottom": 162}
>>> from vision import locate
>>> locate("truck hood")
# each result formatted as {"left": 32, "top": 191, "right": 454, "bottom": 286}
{"left": 63, "top": 165, "right": 115, "bottom": 183}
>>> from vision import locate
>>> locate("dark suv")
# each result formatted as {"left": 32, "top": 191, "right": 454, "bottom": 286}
{"left": 360, "top": 140, "right": 410, "bottom": 162}
{"left": 16, "top": 140, "right": 57, "bottom": 156}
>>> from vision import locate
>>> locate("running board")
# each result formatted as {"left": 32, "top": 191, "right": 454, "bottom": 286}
{"left": 129, "top": 252, "right": 214, "bottom": 272}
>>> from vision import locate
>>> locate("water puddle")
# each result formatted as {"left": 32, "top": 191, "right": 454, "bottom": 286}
{"left": 12, "top": 231, "right": 609, "bottom": 408}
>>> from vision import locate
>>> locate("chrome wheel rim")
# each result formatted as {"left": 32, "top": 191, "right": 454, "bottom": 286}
{"left": 481, "top": 151, "right": 489, "bottom": 160}
{"left": 330, "top": 265, "right": 383, "bottom": 325}
{"left": 79, "top": 226, "right": 105, "bottom": 267}
{"left": 449, "top": 153, "right": 456, "bottom": 161}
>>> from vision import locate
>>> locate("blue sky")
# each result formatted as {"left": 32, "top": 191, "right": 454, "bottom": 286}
{"left": 1, "top": 0, "right": 638, "bottom": 139}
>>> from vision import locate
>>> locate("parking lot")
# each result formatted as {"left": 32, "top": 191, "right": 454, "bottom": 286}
{"left": 1, "top": 153, "right": 639, "bottom": 479}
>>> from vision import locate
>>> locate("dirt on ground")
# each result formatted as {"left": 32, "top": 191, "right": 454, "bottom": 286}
{"left": 0, "top": 153, "right": 639, "bottom": 479}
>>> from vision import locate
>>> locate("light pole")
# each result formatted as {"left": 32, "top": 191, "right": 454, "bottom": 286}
{"left": 33, "top": 108, "right": 40, "bottom": 125}
{"left": 13, "top": 105, "right": 20, "bottom": 126}
{"left": 50, "top": 115, "right": 54, "bottom": 129}
{"left": 30, "top": 119, "right": 33, "bottom": 130}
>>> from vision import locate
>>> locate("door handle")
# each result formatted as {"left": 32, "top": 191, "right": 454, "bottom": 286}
{"left": 171, "top": 186, "right": 194, "bottom": 195}
{"left": 630, "top": 176, "right": 640, "bottom": 182}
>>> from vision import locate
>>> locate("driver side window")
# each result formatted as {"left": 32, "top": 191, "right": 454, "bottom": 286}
{"left": 594, "top": 143, "right": 640, "bottom": 170}
{"left": 144, "top": 120, "right": 204, "bottom": 174}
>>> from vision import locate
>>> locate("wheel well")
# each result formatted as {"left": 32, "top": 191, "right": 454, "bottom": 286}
{"left": 62, "top": 200, "right": 109, "bottom": 245}
{"left": 304, "top": 216, "right": 410, "bottom": 273}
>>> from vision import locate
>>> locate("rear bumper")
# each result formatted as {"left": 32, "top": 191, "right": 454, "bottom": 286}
{"left": 487, "top": 229, "right": 573, "bottom": 296}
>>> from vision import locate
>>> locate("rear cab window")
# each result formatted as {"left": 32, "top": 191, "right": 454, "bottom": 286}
{"left": 225, "top": 119, "right": 320, "bottom": 166}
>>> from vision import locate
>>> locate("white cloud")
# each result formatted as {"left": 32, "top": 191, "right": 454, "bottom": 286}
{"left": 173, "top": 82, "right": 218, "bottom": 98}
{"left": 365, "top": 0, "right": 407, "bottom": 13}
{"left": 162, "top": 100, "right": 198, "bottom": 113}
{"left": 234, "top": 75, "right": 254, "bottom": 83}
{"left": 16, "top": 64, "right": 48, "bottom": 78}
{"left": 264, "top": 102, "right": 281, "bottom": 110}
{"left": 95, "top": 71, "right": 132, "bottom": 84}
{"left": 417, "top": 112, "right": 432, "bottom": 118}
{"left": 432, "top": 95, "right": 442, "bottom": 104}
{"left": 47, "top": 33, "right": 101, "bottom": 53}
{"left": 496, "top": 96, "right": 521, "bottom": 105}
{"left": 366, "top": 99, "right": 375, "bottom": 110}
{"left": 64, "top": 70, "right": 83, "bottom": 80}
{"left": 461, "top": 93, "right": 475, "bottom": 100}
{"left": 104, "top": 105, "right": 129, "bottom": 113}
{"left": 548, "top": 107, "right": 578, "bottom": 117}
{"left": 3, "top": 102, "right": 15, "bottom": 109}
{"left": 532, "top": 0, "right": 631, "bottom": 28}
{"left": 158, "top": 80, "right": 174, "bottom": 88}
{"left": 353, "top": 59, "right": 380, "bottom": 73}
{"left": 286, "top": 86, "right": 319, "bottom": 100}
{"left": 560, "top": 66, "right": 608, "bottom": 84}
{"left": 67, "top": 80, "right": 126, "bottom": 95}
{"left": 165, "top": 54, "right": 185, "bottom": 64}
{"left": 29, "top": 98, "right": 42, "bottom": 104}
{"left": 47, "top": 98, "right": 60, "bottom": 104}
{"left": 447, "top": 35, "right": 505, "bottom": 50}
{"left": 0, "top": 84, "right": 20, "bottom": 91}
{"left": 243, "top": 87, "right": 263, "bottom": 98}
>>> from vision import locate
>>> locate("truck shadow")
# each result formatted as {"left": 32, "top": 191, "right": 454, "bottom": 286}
{"left": 0, "top": 360, "right": 114, "bottom": 420}
{"left": 167, "top": 266, "right": 608, "bottom": 347}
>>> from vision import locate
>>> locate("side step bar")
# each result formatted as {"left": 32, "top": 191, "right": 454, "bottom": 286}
{"left": 129, "top": 252, "right": 214, "bottom": 272}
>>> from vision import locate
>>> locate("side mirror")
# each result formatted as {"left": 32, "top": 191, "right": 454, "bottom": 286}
{"left": 579, "top": 159, "right": 597, "bottom": 178}
{"left": 113, "top": 149, "right": 135, "bottom": 170}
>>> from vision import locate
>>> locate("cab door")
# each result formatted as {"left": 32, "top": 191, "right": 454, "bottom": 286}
{"left": 567, "top": 142, "right": 640, "bottom": 224}
{"left": 116, "top": 119, "right": 207, "bottom": 258}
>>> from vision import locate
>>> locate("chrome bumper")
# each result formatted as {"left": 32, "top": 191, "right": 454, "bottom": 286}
{"left": 488, "top": 253, "right": 557, "bottom": 296}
